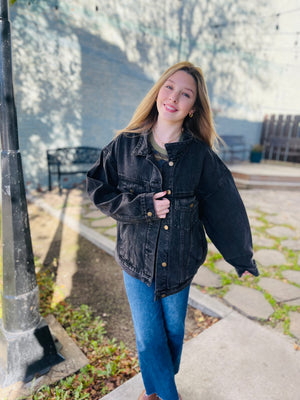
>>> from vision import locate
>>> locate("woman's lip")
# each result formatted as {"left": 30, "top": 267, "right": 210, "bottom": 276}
{"left": 164, "top": 103, "right": 177, "bottom": 112}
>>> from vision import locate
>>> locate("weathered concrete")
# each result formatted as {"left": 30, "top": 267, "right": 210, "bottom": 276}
{"left": 102, "top": 312, "right": 300, "bottom": 400}
{"left": 285, "top": 298, "right": 300, "bottom": 307}
{"left": 207, "top": 242, "right": 219, "bottom": 254}
{"left": 249, "top": 218, "right": 265, "bottom": 228}
{"left": 264, "top": 213, "right": 300, "bottom": 229}
{"left": 91, "top": 217, "right": 115, "bottom": 227}
{"left": 252, "top": 236, "right": 276, "bottom": 248}
{"left": 104, "top": 227, "right": 118, "bottom": 237}
{"left": 188, "top": 286, "right": 232, "bottom": 319}
{"left": 83, "top": 210, "right": 104, "bottom": 219}
{"left": 266, "top": 226, "right": 296, "bottom": 239}
{"left": 289, "top": 312, "right": 300, "bottom": 340}
{"left": 223, "top": 285, "right": 274, "bottom": 320}
{"left": 281, "top": 239, "right": 300, "bottom": 251}
{"left": 259, "top": 277, "right": 300, "bottom": 303}
{"left": 214, "top": 259, "right": 233, "bottom": 274}
{"left": 254, "top": 249, "right": 287, "bottom": 267}
{"left": 282, "top": 270, "right": 300, "bottom": 285}
{"left": 192, "top": 267, "right": 223, "bottom": 288}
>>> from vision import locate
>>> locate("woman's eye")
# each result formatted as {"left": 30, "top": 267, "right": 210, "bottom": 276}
{"left": 182, "top": 92, "right": 190, "bottom": 98}
{"left": 165, "top": 85, "right": 173, "bottom": 89}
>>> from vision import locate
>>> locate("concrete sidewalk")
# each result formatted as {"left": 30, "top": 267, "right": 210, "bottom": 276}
{"left": 102, "top": 308, "right": 300, "bottom": 400}
{"left": 99, "top": 280, "right": 300, "bottom": 400}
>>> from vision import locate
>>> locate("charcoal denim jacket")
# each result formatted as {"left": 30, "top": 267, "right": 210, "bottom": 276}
{"left": 86, "top": 130, "right": 259, "bottom": 299}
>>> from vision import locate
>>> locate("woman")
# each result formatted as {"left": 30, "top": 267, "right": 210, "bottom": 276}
{"left": 87, "top": 61, "right": 259, "bottom": 400}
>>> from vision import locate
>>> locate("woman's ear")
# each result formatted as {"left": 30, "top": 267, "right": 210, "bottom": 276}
{"left": 189, "top": 109, "right": 195, "bottom": 118}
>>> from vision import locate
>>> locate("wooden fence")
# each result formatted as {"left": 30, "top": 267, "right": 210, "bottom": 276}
{"left": 261, "top": 115, "right": 300, "bottom": 163}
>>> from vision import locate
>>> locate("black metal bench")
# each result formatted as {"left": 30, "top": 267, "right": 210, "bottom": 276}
{"left": 219, "top": 135, "right": 248, "bottom": 162}
{"left": 47, "top": 146, "right": 100, "bottom": 194}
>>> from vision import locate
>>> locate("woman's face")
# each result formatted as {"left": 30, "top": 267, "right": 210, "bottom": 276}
{"left": 156, "top": 70, "right": 197, "bottom": 125}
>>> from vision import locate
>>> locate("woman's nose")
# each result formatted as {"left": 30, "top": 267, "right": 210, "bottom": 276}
{"left": 169, "top": 92, "right": 179, "bottom": 103}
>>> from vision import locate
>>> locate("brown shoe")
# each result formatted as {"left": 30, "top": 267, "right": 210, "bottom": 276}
{"left": 138, "top": 389, "right": 159, "bottom": 400}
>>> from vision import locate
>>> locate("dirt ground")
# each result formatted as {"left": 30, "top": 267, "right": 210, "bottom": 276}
{"left": 28, "top": 201, "right": 217, "bottom": 353}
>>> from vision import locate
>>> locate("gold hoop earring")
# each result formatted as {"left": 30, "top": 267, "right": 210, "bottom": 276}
{"left": 189, "top": 111, "right": 194, "bottom": 118}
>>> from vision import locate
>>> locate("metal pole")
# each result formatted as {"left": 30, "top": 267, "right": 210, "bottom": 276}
{"left": 0, "top": 0, "right": 63, "bottom": 387}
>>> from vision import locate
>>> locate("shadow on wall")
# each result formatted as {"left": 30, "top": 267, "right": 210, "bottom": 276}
{"left": 10, "top": 0, "right": 272, "bottom": 190}
{"left": 10, "top": 2, "right": 152, "bottom": 191}
{"left": 75, "top": 27, "right": 153, "bottom": 149}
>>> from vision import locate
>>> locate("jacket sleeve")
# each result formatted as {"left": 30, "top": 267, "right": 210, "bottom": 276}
{"left": 197, "top": 149, "right": 259, "bottom": 277}
{"left": 86, "top": 141, "right": 157, "bottom": 223}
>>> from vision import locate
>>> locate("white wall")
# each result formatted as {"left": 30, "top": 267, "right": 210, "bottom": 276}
{"left": 8, "top": 0, "right": 300, "bottom": 189}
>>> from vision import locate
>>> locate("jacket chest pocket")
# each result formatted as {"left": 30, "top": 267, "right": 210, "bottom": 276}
{"left": 174, "top": 198, "right": 199, "bottom": 230}
{"left": 118, "top": 176, "right": 150, "bottom": 195}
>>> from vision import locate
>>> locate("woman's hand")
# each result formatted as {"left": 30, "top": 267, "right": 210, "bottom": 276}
{"left": 153, "top": 191, "right": 170, "bottom": 219}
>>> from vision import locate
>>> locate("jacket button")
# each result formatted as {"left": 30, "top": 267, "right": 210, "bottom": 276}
{"left": 161, "top": 262, "right": 167, "bottom": 267}
{"left": 190, "top": 203, "right": 194, "bottom": 208}
{"left": 147, "top": 211, "right": 153, "bottom": 217}
{"left": 161, "top": 294, "right": 166, "bottom": 298}
{"left": 168, "top": 161, "right": 174, "bottom": 166}
{"left": 164, "top": 225, "right": 169, "bottom": 230}
{"left": 167, "top": 189, "right": 171, "bottom": 195}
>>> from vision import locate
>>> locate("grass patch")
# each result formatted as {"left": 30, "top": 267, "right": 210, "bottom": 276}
{"left": 203, "top": 244, "right": 300, "bottom": 338}
{"left": 27, "top": 263, "right": 139, "bottom": 399}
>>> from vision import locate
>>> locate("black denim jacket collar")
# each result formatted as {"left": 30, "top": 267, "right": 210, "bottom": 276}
{"left": 132, "top": 129, "right": 195, "bottom": 161}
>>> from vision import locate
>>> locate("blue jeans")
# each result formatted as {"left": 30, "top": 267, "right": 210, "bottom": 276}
{"left": 123, "top": 271, "right": 190, "bottom": 400}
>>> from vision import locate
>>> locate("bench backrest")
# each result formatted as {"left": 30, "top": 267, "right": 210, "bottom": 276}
{"left": 47, "top": 146, "right": 100, "bottom": 166}
{"left": 220, "top": 135, "right": 246, "bottom": 147}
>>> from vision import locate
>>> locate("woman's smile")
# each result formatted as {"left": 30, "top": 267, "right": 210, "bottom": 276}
{"left": 156, "top": 70, "right": 196, "bottom": 125}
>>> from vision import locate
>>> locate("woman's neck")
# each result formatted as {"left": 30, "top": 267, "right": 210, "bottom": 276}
{"left": 152, "top": 121, "right": 183, "bottom": 146}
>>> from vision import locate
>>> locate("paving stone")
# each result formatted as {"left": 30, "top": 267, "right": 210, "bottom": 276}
{"left": 192, "top": 267, "right": 223, "bottom": 288}
{"left": 253, "top": 236, "right": 276, "bottom": 248}
{"left": 266, "top": 226, "right": 296, "bottom": 239}
{"left": 83, "top": 210, "right": 104, "bottom": 219}
{"left": 285, "top": 298, "right": 300, "bottom": 306}
{"left": 254, "top": 249, "right": 287, "bottom": 267}
{"left": 104, "top": 227, "right": 117, "bottom": 237}
{"left": 88, "top": 203, "right": 98, "bottom": 210}
{"left": 67, "top": 197, "right": 86, "bottom": 207}
{"left": 246, "top": 210, "right": 261, "bottom": 218}
{"left": 223, "top": 285, "right": 274, "bottom": 320}
{"left": 289, "top": 312, "right": 300, "bottom": 339}
{"left": 249, "top": 218, "right": 265, "bottom": 228}
{"left": 258, "top": 205, "right": 278, "bottom": 214}
{"left": 65, "top": 207, "right": 85, "bottom": 216}
{"left": 214, "top": 259, "right": 232, "bottom": 274}
{"left": 259, "top": 277, "right": 300, "bottom": 303}
{"left": 91, "top": 217, "right": 115, "bottom": 227}
{"left": 282, "top": 270, "right": 300, "bottom": 285}
{"left": 281, "top": 239, "right": 300, "bottom": 251}
{"left": 264, "top": 214, "right": 298, "bottom": 227}
{"left": 207, "top": 242, "right": 219, "bottom": 254}
{"left": 81, "top": 198, "right": 92, "bottom": 205}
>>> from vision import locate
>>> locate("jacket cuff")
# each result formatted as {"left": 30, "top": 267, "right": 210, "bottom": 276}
{"left": 227, "top": 256, "right": 260, "bottom": 277}
{"left": 244, "top": 259, "right": 260, "bottom": 277}
{"left": 143, "top": 192, "right": 158, "bottom": 220}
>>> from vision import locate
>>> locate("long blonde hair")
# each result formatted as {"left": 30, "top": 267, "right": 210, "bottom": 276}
{"left": 117, "top": 61, "right": 219, "bottom": 149}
